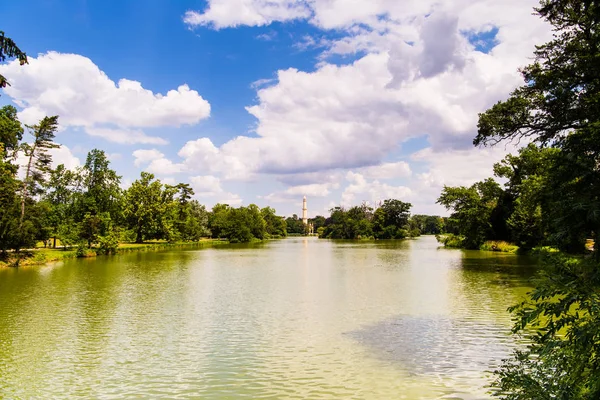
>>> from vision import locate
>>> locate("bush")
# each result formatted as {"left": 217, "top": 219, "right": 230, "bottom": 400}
{"left": 436, "top": 234, "right": 465, "bottom": 248}
{"left": 75, "top": 242, "right": 95, "bottom": 258}
{"left": 96, "top": 233, "right": 119, "bottom": 255}
{"left": 480, "top": 240, "right": 519, "bottom": 253}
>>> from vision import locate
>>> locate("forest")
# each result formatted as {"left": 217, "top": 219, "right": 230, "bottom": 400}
{"left": 0, "top": 105, "right": 438, "bottom": 256}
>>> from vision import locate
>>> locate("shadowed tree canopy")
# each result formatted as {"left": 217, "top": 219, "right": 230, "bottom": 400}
{"left": 0, "top": 31, "right": 27, "bottom": 89}
{"left": 470, "top": 1, "right": 600, "bottom": 398}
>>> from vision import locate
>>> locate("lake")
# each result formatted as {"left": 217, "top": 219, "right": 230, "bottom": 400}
{"left": 0, "top": 236, "right": 536, "bottom": 399}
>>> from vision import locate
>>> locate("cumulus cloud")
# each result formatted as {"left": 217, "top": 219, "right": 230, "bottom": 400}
{"left": 183, "top": 0, "right": 311, "bottom": 29}
{"left": 262, "top": 182, "right": 339, "bottom": 202}
{"left": 132, "top": 149, "right": 184, "bottom": 175}
{"left": 190, "top": 175, "right": 243, "bottom": 205}
{"left": 341, "top": 171, "right": 412, "bottom": 207}
{"left": 87, "top": 127, "right": 168, "bottom": 145}
{"left": 50, "top": 145, "right": 81, "bottom": 170}
{"left": 172, "top": 0, "right": 551, "bottom": 186}
{"left": 0, "top": 52, "right": 211, "bottom": 144}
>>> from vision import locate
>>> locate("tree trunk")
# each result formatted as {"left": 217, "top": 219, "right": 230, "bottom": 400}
{"left": 136, "top": 223, "right": 143, "bottom": 244}
{"left": 53, "top": 236, "right": 56, "bottom": 249}
{"left": 20, "top": 144, "right": 36, "bottom": 227}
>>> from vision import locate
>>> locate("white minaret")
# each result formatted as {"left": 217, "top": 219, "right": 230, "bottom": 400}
{"left": 302, "top": 196, "right": 308, "bottom": 225}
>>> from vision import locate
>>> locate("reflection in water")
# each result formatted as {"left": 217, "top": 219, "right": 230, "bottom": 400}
{"left": 0, "top": 236, "right": 535, "bottom": 399}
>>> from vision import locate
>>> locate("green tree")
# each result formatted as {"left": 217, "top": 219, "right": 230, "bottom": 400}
{"left": 19, "top": 116, "right": 59, "bottom": 227}
{"left": 472, "top": 1, "right": 600, "bottom": 397}
{"left": 0, "top": 106, "right": 22, "bottom": 253}
{"left": 0, "top": 31, "right": 27, "bottom": 89}
{"left": 261, "top": 206, "right": 287, "bottom": 238}
{"left": 124, "top": 172, "right": 164, "bottom": 243}
{"left": 209, "top": 203, "right": 231, "bottom": 239}
{"left": 80, "top": 149, "right": 122, "bottom": 217}
{"left": 181, "top": 200, "right": 210, "bottom": 241}
{"left": 44, "top": 164, "right": 78, "bottom": 248}
{"left": 437, "top": 178, "right": 504, "bottom": 249}
{"left": 0, "top": 105, "right": 23, "bottom": 156}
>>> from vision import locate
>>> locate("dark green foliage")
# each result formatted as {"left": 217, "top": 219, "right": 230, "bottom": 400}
{"left": 20, "top": 116, "right": 60, "bottom": 226}
{"left": 285, "top": 214, "right": 305, "bottom": 235}
{"left": 491, "top": 254, "right": 600, "bottom": 399}
{"left": 437, "top": 178, "right": 504, "bottom": 249}
{"left": 411, "top": 215, "right": 444, "bottom": 235}
{"left": 262, "top": 206, "right": 287, "bottom": 238}
{"left": 0, "top": 31, "right": 27, "bottom": 89}
{"left": 319, "top": 200, "right": 414, "bottom": 239}
{"left": 470, "top": 1, "right": 600, "bottom": 397}
{"left": 207, "top": 204, "right": 280, "bottom": 242}
{"left": 96, "top": 232, "right": 119, "bottom": 255}
{"left": 0, "top": 106, "right": 23, "bottom": 156}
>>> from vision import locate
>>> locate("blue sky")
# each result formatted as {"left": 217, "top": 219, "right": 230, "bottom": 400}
{"left": 1, "top": 0, "right": 549, "bottom": 217}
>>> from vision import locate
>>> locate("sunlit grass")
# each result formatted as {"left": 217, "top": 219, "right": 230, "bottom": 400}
{"left": 480, "top": 241, "right": 519, "bottom": 253}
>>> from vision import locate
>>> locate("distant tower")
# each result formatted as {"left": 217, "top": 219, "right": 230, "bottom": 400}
{"left": 302, "top": 196, "right": 314, "bottom": 235}
{"left": 302, "top": 196, "right": 308, "bottom": 225}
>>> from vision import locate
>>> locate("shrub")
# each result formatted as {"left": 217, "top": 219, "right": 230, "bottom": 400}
{"left": 480, "top": 240, "right": 519, "bottom": 253}
{"left": 436, "top": 234, "right": 465, "bottom": 248}
{"left": 96, "top": 233, "right": 119, "bottom": 255}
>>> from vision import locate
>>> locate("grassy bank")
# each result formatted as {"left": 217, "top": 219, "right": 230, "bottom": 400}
{"left": 480, "top": 240, "right": 519, "bottom": 253}
{"left": 0, "top": 239, "right": 228, "bottom": 268}
{"left": 436, "top": 234, "right": 520, "bottom": 253}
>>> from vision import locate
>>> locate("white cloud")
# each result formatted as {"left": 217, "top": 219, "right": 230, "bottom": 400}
{"left": 86, "top": 127, "right": 168, "bottom": 145}
{"left": 0, "top": 52, "right": 211, "bottom": 143}
{"left": 190, "top": 175, "right": 224, "bottom": 196}
{"left": 359, "top": 161, "right": 411, "bottom": 180}
{"left": 189, "top": 175, "right": 243, "bottom": 206}
{"left": 183, "top": 0, "right": 311, "bottom": 29}
{"left": 341, "top": 171, "right": 412, "bottom": 207}
{"left": 262, "top": 182, "right": 338, "bottom": 202}
{"left": 132, "top": 149, "right": 184, "bottom": 175}
{"left": 50, "top": 145, "right": 80, "bottom": 170}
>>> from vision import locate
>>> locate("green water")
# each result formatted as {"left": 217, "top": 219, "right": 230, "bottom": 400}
{"left": 0, "top": 236, "right": 536, "bottom": 399}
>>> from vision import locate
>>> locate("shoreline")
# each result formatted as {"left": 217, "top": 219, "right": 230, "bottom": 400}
{"left": 0, "top": 239, "right": 230, "bottom": 268}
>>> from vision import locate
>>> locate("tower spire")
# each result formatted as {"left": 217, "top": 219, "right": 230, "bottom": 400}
{"left": 302, "top": 196, "right": 308, "bottom": 225}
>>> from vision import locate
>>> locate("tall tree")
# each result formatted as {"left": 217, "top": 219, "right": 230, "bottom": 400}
{"left": 81, "top": 149, "right": 121, "bottom": 217}
{"left": 19, "top": 116, "right": 59, "bottom": 226}
{"left": 124, "top": 172, "right": 164, "bottom": 243}
{"left": 472, "top": 1, "right": 600, "bottom": 397}
{"left": 437, "top": 178, "right": 504, "bottom": 249}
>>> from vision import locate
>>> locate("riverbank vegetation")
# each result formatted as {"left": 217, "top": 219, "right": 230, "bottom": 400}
{"left": 442, "top": 1, "right": 600, "bottom": 398}
{"left": 315, "top": 200, "right": 444, "bottom": 239}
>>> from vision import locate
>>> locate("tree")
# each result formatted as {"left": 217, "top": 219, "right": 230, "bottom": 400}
{"left": 181, "top": 200, "right": 210, "bottom": 241}
{"left": 261, "top": 207, "right": 287, "bottom": 238}
{"left": 0, "top": 105, "right": 23, "bottom": 157}
{"left": 124, "top": 172, "right": 164, "bottom": 243}
{"left": 19, "top": 116, "right": 59, "bottom": 227}
{"left": 471, "top": 1, "right": 600, "bottom": 397}
{"left": 80, "top": 149, "right": 122, "bottom": 217}
{"left": 475, "top": 0, "right": 600, "bottom": 253}
{"left": 437, "top": 178, "right": 504, "bottom": 249}
{"left": 44, "top": 164, "right": 78, "bottom": 248}
{"left": 0, "top": 106, "right": 22, "bottom": 253}
{"left": 0, "top": 31, "right": 27, "bottom": 89}
{"left": 285, "top": 214, "right": 305, "bottom": 235}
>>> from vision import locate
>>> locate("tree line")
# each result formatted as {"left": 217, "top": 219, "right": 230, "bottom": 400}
{"left": 316, "top": 200, "right": 444, "bottom": 239}
{"left": 439, "top": 1, "right": 600, "bottom": 398}
{"left": 437, "top": 143, "right": 566, "bottom": 251}
{"left": 0, "top": 109, "right": 295, "bottom": 256}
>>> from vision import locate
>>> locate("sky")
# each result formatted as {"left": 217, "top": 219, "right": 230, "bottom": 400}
{"left": 0, "top": 0, "right": 552, "bottom": 218}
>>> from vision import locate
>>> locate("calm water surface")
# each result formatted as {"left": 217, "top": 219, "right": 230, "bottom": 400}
{"left": 0, "top": 236, "right": 537, "bottom": 399}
